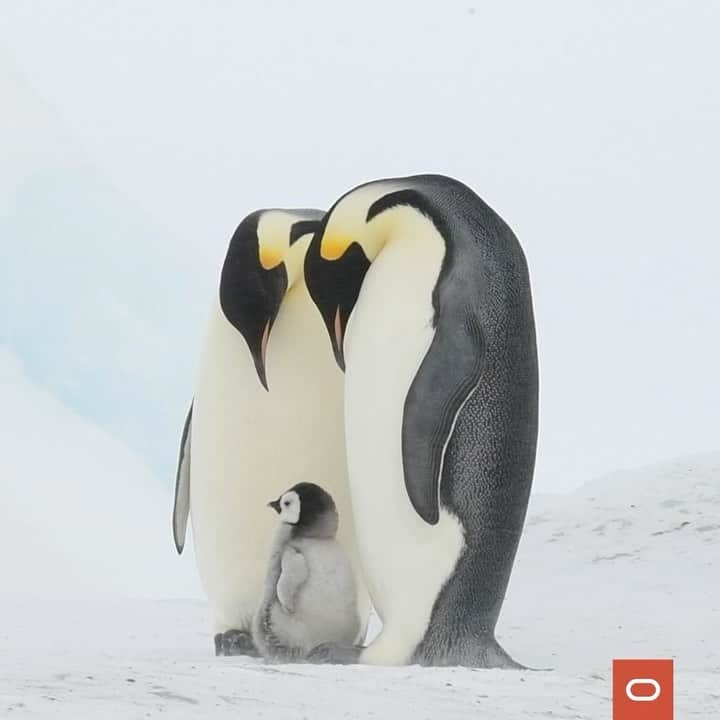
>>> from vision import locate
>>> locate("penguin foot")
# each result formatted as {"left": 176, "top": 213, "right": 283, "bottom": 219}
{"left": 473, "top": 638, "right": 529, "bottom": 670}
{"left": 214, "top": 630, "right": 259, "bottom": 657}
{"left": 306, "top": 642, "right": 363, "bottom": 665}
{"left": 413, "top": 636, "right": 532, "bottom": 669}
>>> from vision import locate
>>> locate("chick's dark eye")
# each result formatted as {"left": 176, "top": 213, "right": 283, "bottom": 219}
{"left": 283, "top": 500, "right": 290, "bottom": 507}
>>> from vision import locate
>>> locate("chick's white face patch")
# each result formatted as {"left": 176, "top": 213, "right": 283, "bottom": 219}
{"left": 279, "top": 491, "right": 300, "bottom": 524}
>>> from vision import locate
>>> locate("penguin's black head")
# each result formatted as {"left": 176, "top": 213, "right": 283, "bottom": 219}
{"left": 219, "top": 210, "right": 321, "bottom": 389}
{"left": 304, "top": 184, "right": 430, "bottom": 371}
{"left": 304, "top": 221, "right": 370, "bottom": 371}
{"left": 267, "top": 482, "right": 338, "bottom": 538}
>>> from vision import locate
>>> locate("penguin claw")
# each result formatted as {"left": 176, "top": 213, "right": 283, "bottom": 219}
{"left": 214, "top": 629, "right": 259, "bottom": 657}
{"left": 473, "top": 639, "right": 555, "bottom": 671}
{"left": 306, "top": 642, "right": 363, "bottom": 665}
{"left": 414, "top": 636, "right": 534, "bottom": 669}
{"left": 477, "top": 639, "right": 527, "bottom": 670}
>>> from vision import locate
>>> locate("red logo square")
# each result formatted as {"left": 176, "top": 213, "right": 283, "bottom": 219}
{"left": 613, "top": 659, "right": 673, "bottom": 720}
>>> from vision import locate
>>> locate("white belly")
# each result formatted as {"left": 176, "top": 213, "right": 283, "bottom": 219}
{"left": 191, "top": 286, "right": 368, "bottom": 634}
{"left": 344, "top": 220, "right": 465, "bottom": 665}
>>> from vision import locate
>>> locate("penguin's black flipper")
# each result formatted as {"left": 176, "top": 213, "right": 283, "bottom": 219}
{"left": 172, "top": 401, "right": 193, "bottom": 554}
{"left": 276, "top": 547, "right": 309, "bottom": 613}
{"left": 401, "top": 311, "right": 484, "bottom": 525}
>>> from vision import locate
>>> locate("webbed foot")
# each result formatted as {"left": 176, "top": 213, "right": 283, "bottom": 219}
{"left": 307, "top": 642, "right": 363, "bottom": 665}
{"left": 476, "top": 639, "right": 527, "bottom": 669}
{"left": 413, "top": 635, "right": 535, "bottom": 669}
{"left": 214, "top": 629, "right": 259, "bottom": 657}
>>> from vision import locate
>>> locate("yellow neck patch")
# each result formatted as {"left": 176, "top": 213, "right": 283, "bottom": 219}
{"left": 320, "top": 234, "right": 354, "bottom": 261}
{"left": 259, "top": 245, "right": 285, "bottom": 270}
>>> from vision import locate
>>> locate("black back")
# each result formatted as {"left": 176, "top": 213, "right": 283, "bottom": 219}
{"left": 308, "top": 174, "right": 538, "bottom": 666}
{"left": 376, "top": 175, "right": 538, "bottom": 666}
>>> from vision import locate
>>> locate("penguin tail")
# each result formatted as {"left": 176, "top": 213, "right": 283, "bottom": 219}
{"left": 484, "top": 637, "right": 553, "bottom": 672}
{"left": 481, "top": 637, "right": 527, "bottom": 669}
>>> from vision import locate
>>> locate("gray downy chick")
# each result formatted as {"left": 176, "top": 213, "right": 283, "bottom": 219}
{"left": 252, "top": 482, "right": 361, "bottom": 662}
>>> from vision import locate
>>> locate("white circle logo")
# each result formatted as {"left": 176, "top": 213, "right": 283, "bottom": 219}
{"left": 625, "top": 678, "right": 661, "bottom": 702}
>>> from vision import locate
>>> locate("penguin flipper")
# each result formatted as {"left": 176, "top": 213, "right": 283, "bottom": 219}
{"left": 172, "top": 402, "right": 193, "bottom": 554}
{"left": 402, "top": 312, "right": 484, "bottom": 525}
{"left": 276, "top": 547, "right": 308, "bottom": 613}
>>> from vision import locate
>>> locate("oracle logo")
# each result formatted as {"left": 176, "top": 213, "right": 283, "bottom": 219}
{"left": 612, "top": 659, "right": 673, "bottom": 719}
{"left": 625, "top": 678, "right": 661, "bottom": 702}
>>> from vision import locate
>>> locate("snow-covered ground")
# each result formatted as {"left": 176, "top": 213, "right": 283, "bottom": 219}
{"left": 1, "top": 350, "right": 718, "bottom": 718}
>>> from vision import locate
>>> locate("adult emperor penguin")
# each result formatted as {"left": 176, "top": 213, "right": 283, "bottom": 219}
{"left": 303, "top": 174, "right": 538, "bottom": 668}
{"left": 172, "top": 209, "right": 369, "bottom": 656}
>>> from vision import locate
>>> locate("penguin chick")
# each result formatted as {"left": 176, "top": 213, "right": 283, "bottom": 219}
{"left": 252, "top": 482, "right": 361, "bottom": 662}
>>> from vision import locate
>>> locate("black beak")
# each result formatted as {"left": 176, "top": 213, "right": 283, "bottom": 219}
{"left": 251, "top": 353, "right": 269, "bottom": 391}
{"left": 329, "top": 306, "right": 346, "bottom": 371}
{"left": 218, "top": 215, "right": 288, "bottom": 393}
{"left": 249, "top": 319, "right": 271, "bottom": 391}
{"left": 304, "top": 236, "right": 370, "bottom": 374}
{"left": 267, "top": 499, "right": 281, "bottom": 513}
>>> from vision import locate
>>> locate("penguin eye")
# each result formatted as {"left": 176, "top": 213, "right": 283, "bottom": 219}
{"left": 283, "top": 500, "right": 290, "bottom": 507}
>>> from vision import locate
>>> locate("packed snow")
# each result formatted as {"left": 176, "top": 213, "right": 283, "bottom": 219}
{"left": 1, "top": 352, "right": 718, "bottom": 717}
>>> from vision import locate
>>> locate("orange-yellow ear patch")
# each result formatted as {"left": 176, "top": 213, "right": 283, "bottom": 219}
{"left": 259, "top": 245, "right": 284, "bottom": 270}
{"left": 320, "top": 234, "right": 354, "bottom": 261}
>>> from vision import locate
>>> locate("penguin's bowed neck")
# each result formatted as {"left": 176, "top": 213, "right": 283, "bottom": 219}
{"left": 304, "top": 175, "right": 538, "bottom": 668}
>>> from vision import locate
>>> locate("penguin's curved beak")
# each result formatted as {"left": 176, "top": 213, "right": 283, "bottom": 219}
{"left": 245, "top": 333, "right": 269, "bottom": 392}
{"left": 331, "top": 306, "right": 346, "bottom": 371}
{"left": 304, "top": 237, "right": 370, "bottom": 372}
{"left": 252, "top": 320, "right": 271, "bottom": 391}
{"left": 221, "top": 251, "right": 286, "bottom": 392}
{"left": 267, "top": 499, "right": 281, "bottom": 513}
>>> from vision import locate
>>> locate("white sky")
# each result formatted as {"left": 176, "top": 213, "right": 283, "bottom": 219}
{"left": 2, "top": 1, "right": 719, "bottom": 491}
